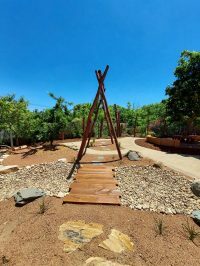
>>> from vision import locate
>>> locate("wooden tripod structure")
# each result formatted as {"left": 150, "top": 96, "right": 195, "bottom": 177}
{"left": 76, "top": 65, "right": 122, "bottom": 162}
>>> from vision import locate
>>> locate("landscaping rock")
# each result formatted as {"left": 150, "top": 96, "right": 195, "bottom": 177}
{"left": 14, "top": 188, "right": 45, "bottom": 206}
{"left": 56, "top": 191, "right": 67, "bottom": 198}
{"left": 191, "top": 181, "right": 200, "bottom": 197}
{"left": 191, "top": 210, "right": 200, "bottom": 223}
{"left": 116, "top": 165, "right": 200, "bottom": 215}
{"left": 0, "top": 165, "right": 19, "bottom": 174}
{"left": 153, "top": 162, "right": 164, "bottom": 169}
{"left": 0, "top": 161, "right": 76, "bottom": 201}
{"left": 85, "top": 257, "right": 130, "bottom": 266}
{"left": 58, "top": 220, "right": 103, "bottom": 253}
{"left": 99, "top": 229, "right": 134, "bottom": 253}
{"left": 127, "top": 151, "right": 140, "bottom": 161}
{"left": 58, "top": 158, "right": 67, "bottom": 163}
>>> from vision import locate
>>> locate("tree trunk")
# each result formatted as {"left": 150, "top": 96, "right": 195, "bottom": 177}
{"left": 100, "top": 119, "right": 104, "bottom": 138}
{"left": 133, "top": 114, "right": 138, "bottom": 137}
{"left": 10, "top": 131, "right": 14, "bottom": 148}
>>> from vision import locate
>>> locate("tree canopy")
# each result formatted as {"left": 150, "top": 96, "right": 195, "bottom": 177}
{"left": 166, "top": 50, "right": 200, "bottom": 125}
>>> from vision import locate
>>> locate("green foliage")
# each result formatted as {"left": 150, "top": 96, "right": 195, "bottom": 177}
{"left": 166, "top": 50, "right": 200, "bottom": 134}
{"left": 1, "top": 50, "right": 200, "bottom": 145}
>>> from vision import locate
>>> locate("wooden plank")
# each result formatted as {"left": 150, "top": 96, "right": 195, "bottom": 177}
{"left": 78, "top": 169, "right": 113, "bottom": 173}
{"left": 80, "top": 165, "right": 114, "bottom": 169}
{"left": 69, "top": 183, "right": 117, "bottom": 190}
{"left": 70, "top": 187, "right": 120, "bottom": 196}
{"left": 75, "top": 174, "right": 114, "bottom": 179}
{"left": 63, "top": 194, "right": 120, "bottom": 205}
{"left": 74, "top": 179, "right": 118, "bottom": 185}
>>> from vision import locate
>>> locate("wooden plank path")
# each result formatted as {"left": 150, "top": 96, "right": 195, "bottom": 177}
{"left": 63, "top": 165, "right": 121, "bottom": 205}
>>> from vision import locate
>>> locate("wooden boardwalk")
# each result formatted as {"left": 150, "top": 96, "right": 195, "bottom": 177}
{"left": 63, "top": 165, "right": 121, "bottom": 205}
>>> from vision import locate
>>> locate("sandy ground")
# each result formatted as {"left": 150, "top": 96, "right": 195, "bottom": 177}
{"left": 0, "top": 197, "right": 200, "bottom": 266}
{"left": 1, "top": 138, "right": 200, "bottom": 265}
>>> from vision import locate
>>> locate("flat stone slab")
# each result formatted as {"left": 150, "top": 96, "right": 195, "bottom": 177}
{"left": 14, "top": 188, "right": 45, "bottom": 206}
{"left": 99, "top": 229, "right": 134, "bottom": 253}
{"left": 0, "top": 165, "right": 19, "bottom": 174}
{"left": 58, "top": 220, "right": 103, "bottom": 253}
{"left": 85, "top": 257, "right": 130, "bottom": 266}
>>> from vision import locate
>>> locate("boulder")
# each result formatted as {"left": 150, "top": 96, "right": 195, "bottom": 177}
{"left": 191, "top": 210, "right": 200, "bottom": 223}
{"left": 14, "top": 188, "right": 45, "bottom": 206}
{"left": 127, "top": 151, "right": 141, "bottom": 161}
{"left": 191, "top": 181, "right": 200, "bottom": 197}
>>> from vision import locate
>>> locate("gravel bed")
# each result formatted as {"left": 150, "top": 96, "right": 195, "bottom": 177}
{"left": 116, "top": 165, "right": 200, "bottom": 215}
{"left": 0, "top": 161, "right": 76, "bottom": 201}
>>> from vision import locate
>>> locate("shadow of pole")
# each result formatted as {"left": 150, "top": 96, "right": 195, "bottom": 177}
{"left": 66, "top": 160, "right": 80, "bottom": 180}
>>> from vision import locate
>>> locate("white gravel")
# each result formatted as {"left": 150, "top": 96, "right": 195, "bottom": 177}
{"left": 0, "top": 161, "right": 76, "bottom": 201}
{"left": 116, "top": 165, "right": 200, "bottom": 215}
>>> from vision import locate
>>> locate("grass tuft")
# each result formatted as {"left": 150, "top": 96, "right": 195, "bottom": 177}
{"left": 38, "top": 197, "right": 49, "bottom": 214}
{"left": 2, "top": 256, "right": 9, "bottom": 264}
{"left": 154, "top": 217, "right": 167, "bottom": 236}
{"left": 182, "top": 219, "right": 200, "bottom": 243}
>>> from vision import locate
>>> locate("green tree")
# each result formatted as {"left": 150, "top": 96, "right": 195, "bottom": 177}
{"left": 39, "top": 93, "right": 70, "bottom": 145}
{"left": 0, "top": 95, "right": 30, "bottom": 147}
{"left": 166, "top": 50, "right": 200, "bottom": 134}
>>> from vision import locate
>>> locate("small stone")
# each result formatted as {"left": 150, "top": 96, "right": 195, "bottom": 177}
{"left": 191, "top": 210, "right": 200, "bottom": 223}
{"left": 191, "top": 181, "right": 200, "bottom": 197}
{"left": 153, "top": 162, "right": 164, "bottom": 169}
{"left": 56, "top": 191, "right": 66, "bottom": 198}
{"left": 58, "top": 158, "right": 67, "bottom": 163}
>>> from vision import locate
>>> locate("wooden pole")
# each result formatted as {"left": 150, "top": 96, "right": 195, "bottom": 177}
{"left": 96, "top": 70, "right": 122, "bottom": 160}
{"left": 77, "top": 66, "right": 109, "bottom": 161}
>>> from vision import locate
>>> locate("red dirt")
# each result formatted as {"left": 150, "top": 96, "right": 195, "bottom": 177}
{"left": 135, "top": 139, "right": 162, "bottom": 151}
{"left": 135, "top": 138, "right": 200, "bottom": 155}
{"left": 3, "top": 142, "right": 153, "bottom": 168}
{"left": 3, "top": 145, "right": 77, "bottom": 167}
{"left": 0, "top": 197, "right": 200, "bottom": 266}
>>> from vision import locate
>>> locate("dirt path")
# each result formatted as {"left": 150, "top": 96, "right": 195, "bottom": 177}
{"left": 120, "top": 137, "right": 200, "bottom": 180}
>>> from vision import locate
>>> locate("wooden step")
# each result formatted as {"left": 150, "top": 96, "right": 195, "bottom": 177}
{"left": 78, "top": 170, "right": 115, "bottom": 176}
{"left": 69, "top": 183, "right": 117, "bottom": 190}
{"left": 80, "top": 165, "right": 114, "bottom": 170}
{"left": 75, "top": 173, "right": 114, "bottom": 179}
{"left": 63, "top": 194, "right": 120, "bottom": 205}
{"left": 74, "top": 179, "right": 118, "bottom": 185}
{"left": 70, "top": 187, "right": 120, "bottom": 195}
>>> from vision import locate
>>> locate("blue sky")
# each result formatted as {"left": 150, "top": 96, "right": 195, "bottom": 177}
{"left": 0, "top": 0, "right": 200, "bottom": 110}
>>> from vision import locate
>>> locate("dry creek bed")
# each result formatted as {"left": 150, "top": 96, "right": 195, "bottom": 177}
{"left": 0, "top": 161, "right": 199, "bottom": 215}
